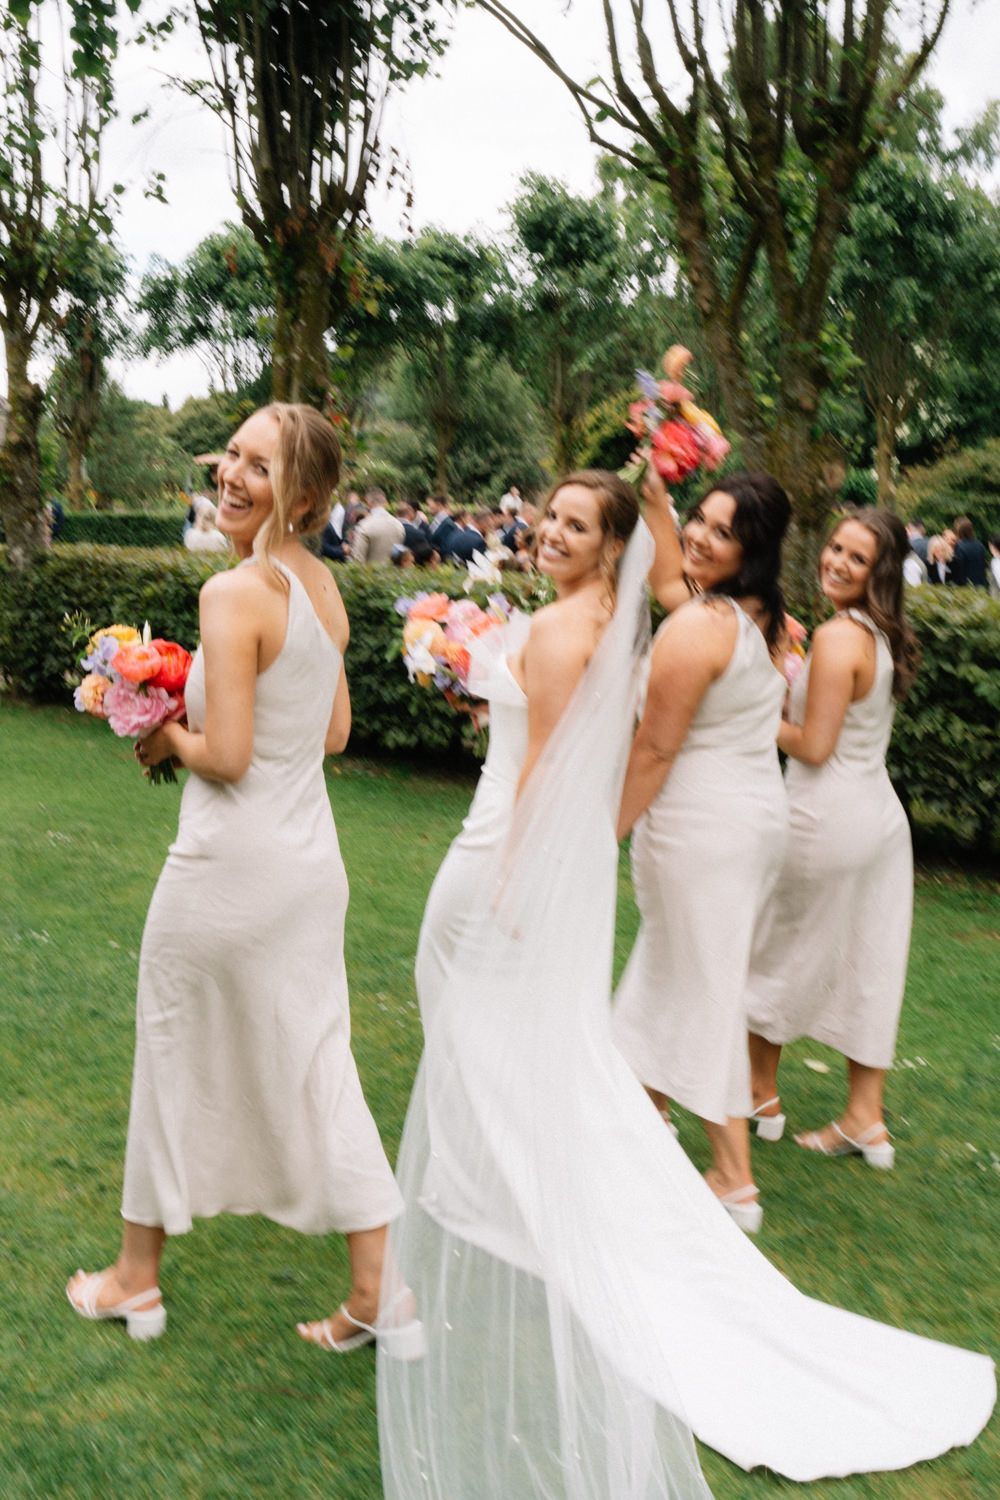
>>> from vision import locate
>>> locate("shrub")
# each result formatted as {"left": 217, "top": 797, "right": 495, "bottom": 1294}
{"left": 898, "top": 441, "right": 1000, "bottom": 539}
{"left": 60, "top": 513, "right": 186, "bottom": 548}
{"left": 839, "top": 468, "right": 878, "bottom": 509}
{"left": 888, "top": 586, "right": 1000, "bottom": 857}
{"left": 2, "top": 548, "right": 997, "bottom": 853}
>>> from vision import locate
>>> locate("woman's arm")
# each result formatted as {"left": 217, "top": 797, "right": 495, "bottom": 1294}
{"left": 641, "top": 461, "right": 691, "bottom": 613}
{"left": 322, "top": 578, "right": 352, "bottom": 755}
{"left": 142, "top": 572, "right": 263, "bottom": 782}
{"left": 515, "top": 607, "right": 592, "bottom": 798}
{"left": 616, "top": 608, "right": 731, "bottom": 839}
{"left": 778, "top": 620, "right": 870, "bottom": 766}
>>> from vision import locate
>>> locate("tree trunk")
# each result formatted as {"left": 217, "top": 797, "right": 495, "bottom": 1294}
{"left": 269, "top": 233, "right": 335, "bottom": 411}
{"left": 0, "top": 330, "right": 48, "bottom": 569}
{"left": 67, "top": 438, "right": 85, "bottom": 508}
{"left": 433, "top": 422, "right": 453, "bottom": 493}
{"left": 874, "top": 400, "right": 898, "bottom": 509}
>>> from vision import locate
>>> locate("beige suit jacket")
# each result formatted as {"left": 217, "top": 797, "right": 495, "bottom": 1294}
{"left": 352, "top": 507, "right": 405, "bottom": 564}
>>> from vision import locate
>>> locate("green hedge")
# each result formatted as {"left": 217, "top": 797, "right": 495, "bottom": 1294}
{"left": 898, "top": 441, "right": 1000, "bottom": 540}
{"left": 2, "top": 546, "right": 997, "bottom": 854}
{"left": 60, "top": 513, "right": 185, "bottom": 548}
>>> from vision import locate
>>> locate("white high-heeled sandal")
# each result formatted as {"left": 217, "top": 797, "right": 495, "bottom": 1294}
{"left": 657, "top": 1107, "right": 680, "bottom": 1139}
{"left": 297, "top": 1294, "right": 426, "bottom": 1361}
{"left": 795, "top": 1120, "right": 895, "bottom": 1170}
{"left": 66, "top": 1270, "right": 166, "bottom": 1341}
{"left": 717, "top": 1184, "right": 763, "bottom": 1235}
{"left": 749, "top": 1096, "right": 786, "bottom": 1142}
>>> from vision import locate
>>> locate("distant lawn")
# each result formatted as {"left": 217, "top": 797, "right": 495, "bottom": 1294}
{"left": 0, "top": 702, "right": 996, "bottom": 1499}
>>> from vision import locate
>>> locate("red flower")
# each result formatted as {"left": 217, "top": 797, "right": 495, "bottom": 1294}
{"left": 650, "top": 419, "right": 701, "bottom": 483}
{"left": 146, "top": 639, "right": 192, "bottom": 695}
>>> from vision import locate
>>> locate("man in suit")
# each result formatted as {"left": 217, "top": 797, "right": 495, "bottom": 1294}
{"left": 906, "top": 519, "right": 929, "bottom": 565}
{"left": 449, "top": 510, "right": 490, "bottom": 563}
{"left": 950, "top": 516, "right": 989, "bottom": 587}
{"left": 397, "top": 499, "right": 429, "bottom": 553}
{"left": 425, "top": 493, "right": 461, "bottom": 560}
{"left": 351, "top": 488, "right": 405, "bottom": 564}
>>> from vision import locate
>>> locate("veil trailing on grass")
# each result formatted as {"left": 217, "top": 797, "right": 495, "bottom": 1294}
{"left": 378, "top": 521, "right": 713, "bottom": 1499}
{"left": 377, "top": 519, "right": 994, "bottom": 1496}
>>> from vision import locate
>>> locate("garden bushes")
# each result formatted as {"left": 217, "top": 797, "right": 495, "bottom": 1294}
{"left": 59, "top": 513, "right": 185, "bottom": 548}
{"left": 2, "top": 544, "right": 997, "bottom": 854}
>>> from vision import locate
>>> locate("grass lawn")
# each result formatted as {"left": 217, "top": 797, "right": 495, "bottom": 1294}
{"left": 0, "top": 702, "right": 996, "bottom": 1499}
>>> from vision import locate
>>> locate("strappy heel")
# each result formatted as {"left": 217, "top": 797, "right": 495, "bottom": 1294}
{"left": 657, "top": 1107, "right": 679, "bottom": 1139}
{"left": 297, "top": 1292, "right": 426, "bottom": 1361}
{"left": 717, "top": 1184, "right": 763, "bottom": 1235}
{"left": 749, "top": 1096, "right": 786, "bottom": 1142}
{"left": 795, "top": 1120, "right": 895, "bottom": 1170}
{"left": 66, "top": 1270, "right": 166, "bottom": 1341}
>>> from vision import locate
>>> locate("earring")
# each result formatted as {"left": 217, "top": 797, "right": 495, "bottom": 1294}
{"left": 287, "top": 521, "right": 294, "bottom": 534}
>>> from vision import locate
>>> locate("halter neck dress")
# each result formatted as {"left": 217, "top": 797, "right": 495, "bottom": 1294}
{"left": 746, "top": 608, "right": 913, "bottom": 1064}
{"left": 122, "top": 561, "right": 402, "bottom": 1236}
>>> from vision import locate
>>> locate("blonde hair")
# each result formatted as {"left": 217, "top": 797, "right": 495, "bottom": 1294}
{"left": 247, "top": 403, "right": 341, "bottom": 586}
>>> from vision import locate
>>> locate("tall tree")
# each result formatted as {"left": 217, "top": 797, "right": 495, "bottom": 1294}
{"left": 508, "top": 174, "right": 663, "bottom": 472}
{"left": 0, "top": 0, "right": 134, "bottom": 566}
{"left": 138, "top": 224, "right": 272, "bottom": 392}
{"left": 49, "top": 234, "right": 129, "bottom": 506}
{"left": 477, "top": 1, "right": 950, "bottom": 536}
{"left": 351, "top": 229, "right": 509, "bottom": 489}
{"left": 187, "top": 0, "right": 453, "bottom": 409}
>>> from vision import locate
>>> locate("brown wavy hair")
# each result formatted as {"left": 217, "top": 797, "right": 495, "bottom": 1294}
{"left": 826, "top": 509, "right": 920, "bottom": 699}
{"left": 543, "top": 470, "right": 640, "bottom": 604}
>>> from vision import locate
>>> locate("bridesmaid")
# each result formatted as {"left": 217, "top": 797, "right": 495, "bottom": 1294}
{"left": 746, "top": 509, "right": 919, "bottom": 1165}
{"left": 613, "top": 467, "right": 790, "bottom": 1232}
{"left": 67, "top": 403, "right": 404, "bottom": 1346}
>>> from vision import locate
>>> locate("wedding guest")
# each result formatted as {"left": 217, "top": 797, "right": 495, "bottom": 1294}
{"left": 320, "top": 515, "right": 347, "bottom": 563}
{"left": 927, "top": 534, "right": 953, "bottom": 584}
{"left": 498, "top": 482, "right": 521, "bottom": 514}
{"left": 988, "top": 534, "right": 1000, "bottom": 598}
{"left": 184, "top": 502, "right": 229, "bottom": 555}
{"left": 613, "top": 469, "right": 790, "bottom": 1233}
{"left": 378, "top": 468, "right": 994, "bottom": 1498}
{"left": 448, "top": 510, "right": 489, "bottom": 562}
{"left": 950, "top": 516, "right": 989, "bottom": 588}
{"left": 905, "top": 518, "right": 928, "bottom": 564}
{"left": 746, "top": 511, "right": 920, "bottom": 1168}
{"left": 425, "top": 493, "right": 460, "bottom": 560}
{"left": 352, "top": 488, "right": 406, "bottom": 564}
{"left": 66, "top": 403, "right": 405, "bottom": 1351}
{"left": 397, "top": 499, "right": 429, "bottom": 552}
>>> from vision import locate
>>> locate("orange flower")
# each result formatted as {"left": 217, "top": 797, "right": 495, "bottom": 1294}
{"left": 440, "top": 639, "right": 471, "bottom": 678}
{"left": 404, "top": 617, "right": 446, "bottom": 655}
{"left": 408, "top": 593, "right": 451, "bottom": 622}
{"left": 111, "top": 642, "right": 163, "bottom": 684}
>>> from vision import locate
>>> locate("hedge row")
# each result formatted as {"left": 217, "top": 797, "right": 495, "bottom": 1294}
{"left": 59, "top": 513, "right": 184, "bottom": 548}
{"left": 2, "top": 545, "right": 997, "bottom": 854}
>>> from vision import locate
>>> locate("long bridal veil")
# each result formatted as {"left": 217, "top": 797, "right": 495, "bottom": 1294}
{"left": 377, "top": 519, "right": 993, "bottom": 1498}
{"left": 378, "top": 522, "right": 713, "bottom": 1499}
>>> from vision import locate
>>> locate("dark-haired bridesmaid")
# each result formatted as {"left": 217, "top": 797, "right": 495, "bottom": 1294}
{"left": 614, "top": 467, "right": 792, "bottom": 1233}
{"left": 746, "top": 509, "right": 920, "bottom": 1166}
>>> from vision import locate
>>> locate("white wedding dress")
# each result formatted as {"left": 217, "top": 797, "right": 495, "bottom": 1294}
{"left": 378, "top": 525, "right": 994, "bottom": 1498}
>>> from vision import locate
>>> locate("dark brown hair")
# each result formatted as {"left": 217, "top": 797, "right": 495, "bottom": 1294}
{"left": 826, "top": 509, "right": 921, "bottom": 699}
{"left": 954, "top": 515, "right": 975, "bottom": 541}
{"left": 696, "top": 471, "right": 791, "bottom": 650}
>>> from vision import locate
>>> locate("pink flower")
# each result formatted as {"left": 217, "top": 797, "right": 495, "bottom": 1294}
{"left": 445, "top": 599, "right": 490, "bottom": 639}
{"left": 111, "top": 642, "right": 163, "bottom": 684}
{"left": 103, "top": 679, "right": 178, "bottom": 739}
{"left": 658, "top": 380, "right": 694, "bottom": 406}
{"left": 696, "top": 425, "right": 731, "bottom": 471}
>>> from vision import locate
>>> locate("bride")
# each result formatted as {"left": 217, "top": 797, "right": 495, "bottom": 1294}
{"left": 378, "top": 468, "right": 994, "bottom": 1498}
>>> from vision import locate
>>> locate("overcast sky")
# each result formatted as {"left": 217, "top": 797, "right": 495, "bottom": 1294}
{"left": 16, "top": 0, "right": 1000, "bottom": 406}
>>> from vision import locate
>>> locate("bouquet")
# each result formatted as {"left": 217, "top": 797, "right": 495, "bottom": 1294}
{"left": 72, "top": 620, "right": 193, "bottom": 784}
{"left": 623, "top": 345, "right": 730, "bottom": 485}
{"left": 783, "top": 614, "right": 808, "bottom": 691}
{"left": 395, "top": 591, "right": 513, "bottom": 711}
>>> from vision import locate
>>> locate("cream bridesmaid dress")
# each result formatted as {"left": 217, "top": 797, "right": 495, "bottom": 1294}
{"left": 122, "top": 562, "right": 402, "bottom": 1237}
{"left": 746, "top": 608, "right": 913, "bottom": 1065}
{"left": 613, "top": 596, "right": 788, "bottom": 1123}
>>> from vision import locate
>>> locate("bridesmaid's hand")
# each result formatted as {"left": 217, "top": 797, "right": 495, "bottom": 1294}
{"left": 136, "top": 724, "right": 178, "bottom": 768}
{"left": 638, "top": 457, "right": 675, "bottom": 515}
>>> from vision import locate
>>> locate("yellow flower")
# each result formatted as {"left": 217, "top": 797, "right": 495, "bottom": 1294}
{"left": 88, "top": 623, "right": 140, "bottom": 652}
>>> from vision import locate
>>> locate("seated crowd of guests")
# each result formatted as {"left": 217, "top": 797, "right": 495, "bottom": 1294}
{"left": 318, "top": 486, "right": 539, "bottom": 572}
{"left": 905, "top": 515, "right": 1000, "bottom": 594}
